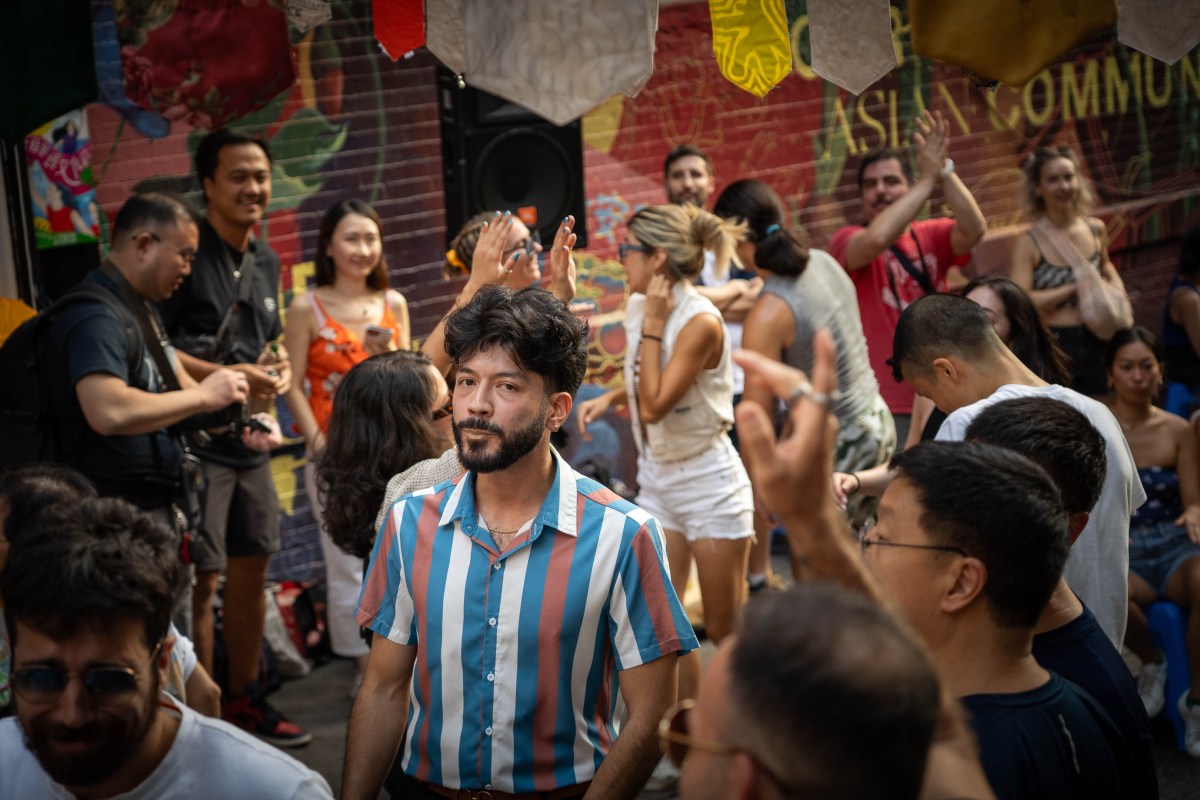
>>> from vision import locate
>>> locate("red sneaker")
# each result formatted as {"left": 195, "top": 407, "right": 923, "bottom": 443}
{"left": 223, "top": 690, "right": 313, "bottom": 748}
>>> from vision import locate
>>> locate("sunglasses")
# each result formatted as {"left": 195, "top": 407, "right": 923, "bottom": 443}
{"left": 502, "top": 229, "right": 541, "bottom": 261}
{"left": 618, "top": 242, "right": 654, "bottom": 260}
{"left": 12, "top": 642, "right": 162, "bottom": 705}
{"left": 431, "top": 398, "right": 453, "bottom": 422}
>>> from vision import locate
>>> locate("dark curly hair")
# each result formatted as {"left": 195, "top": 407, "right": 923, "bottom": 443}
{"left": 3, "top": 497, "right": 181, "bottom": 649}
{"left": 444, "top": 285, "right": 589, "bottom": 397}
{"left": 317, "top": 351, "right": 450, "bottom": 558}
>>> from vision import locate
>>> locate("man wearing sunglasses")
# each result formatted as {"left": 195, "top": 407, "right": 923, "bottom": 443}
{"left": 0, "top": 497, "right": 332, "bottom": 798}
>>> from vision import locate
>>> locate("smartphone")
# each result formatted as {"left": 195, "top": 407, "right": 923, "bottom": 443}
{"left": 364, "top": 324, "right": 392, "bottom": 346}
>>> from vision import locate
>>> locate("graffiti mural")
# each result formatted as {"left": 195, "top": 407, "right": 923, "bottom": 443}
{"left": 77, "top": 0, "right": 1200, "bottom": 582}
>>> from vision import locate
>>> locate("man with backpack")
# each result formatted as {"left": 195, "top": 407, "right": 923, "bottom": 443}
{"left": 31, "top": 193, "right": 251, "bottom": 520}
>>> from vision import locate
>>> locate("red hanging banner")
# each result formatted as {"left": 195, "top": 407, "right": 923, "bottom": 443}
{"left": 373, "top": 0, "right": 425, "bottom": 61}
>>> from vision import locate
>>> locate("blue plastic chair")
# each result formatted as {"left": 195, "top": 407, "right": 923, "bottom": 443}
{"left": 1147, "top": 601, "right": 1191, "bottom": 751}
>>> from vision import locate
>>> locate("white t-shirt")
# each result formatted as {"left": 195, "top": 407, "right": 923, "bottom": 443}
{"left": 936, "top": 384, "right": 1145, "bottom": 648}
{"left": 701, "top": 251, "right": 747, "bottom": 395}
{"left": 0, "top": 694, "right": 332, "bottom": 799}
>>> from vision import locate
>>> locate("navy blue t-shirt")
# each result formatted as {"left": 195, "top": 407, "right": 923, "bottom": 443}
{"left": 963, "top": 672, "right": 1137, "bottom": 800}
{"left": 1033, "top": 603, "right": 1158, "bottom": 799}
{"left": 156, "top": 218, "right": 282, "bottom": 469}
{"left": 47, "top": 270, "right": 181, "bottom": 493}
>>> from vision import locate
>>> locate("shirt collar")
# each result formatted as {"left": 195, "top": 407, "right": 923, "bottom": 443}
{"left": 440, "top": 446, "right": 579, "bottom": 539}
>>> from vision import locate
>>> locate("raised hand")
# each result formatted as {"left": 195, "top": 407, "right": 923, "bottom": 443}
{"left": 466, "top": 211, "right": 515, "bottom": 291}
{"left": 644, "top": 274, "right": 675, "bottom": 330}
{"left": 913, "top": 109, "right": 949, "bottom": 181}
{"left": 548, "top": 215, "right": 578, "bottom": 303}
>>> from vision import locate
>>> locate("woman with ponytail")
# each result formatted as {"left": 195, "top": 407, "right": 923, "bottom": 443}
{"left": 713, "top": 179, "right": 895, "bottom": 526}
{"left": 577, "top": 204, "right": 755, "bottom": 740}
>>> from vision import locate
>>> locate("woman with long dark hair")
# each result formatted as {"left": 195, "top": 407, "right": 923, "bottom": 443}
{"left": 282, "top": 198, "right": 410, "bottom": 676}
{"left": 713, "top": 179, "right": 894, "bottom": 517}
{"left": 1104, "top": 327, "right": 1200, "bottom": 755}
{"left": 316, "top": 350, "right": 452, "bottom": 561}
{"left": 1011, "top": 146, "right": 1131, "bottom": 396}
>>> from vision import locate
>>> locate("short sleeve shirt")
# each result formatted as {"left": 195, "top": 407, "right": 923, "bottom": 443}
{"left": 963, "top": 673, "right": 1139, "bottom": 800}
{"left": 46, "top": 270, "right": 181, "bottom": 487}
{"left": 829, "top": 217, "right": 968, "bottom": 414}
{"left": 936, "top": 384, "right": 1145, "bottom": 647}
{"left": 156, "top": 218, "right": 283, "bottom": 468}
{"left": 1032, "top": 604, "right": 1158, "bottom": 799}
{"left": 356, "top": 448, "right": 697, "bottom": 793}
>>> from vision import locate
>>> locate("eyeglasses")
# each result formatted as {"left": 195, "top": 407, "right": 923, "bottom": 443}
{"left": 659, "top": 700, "right": 739, "bottom": 768}
{"left": 859, "top": 533, "right": 968, "bottom": 558}
{"left": 137, "top": 232, "right": 197, "bottom": 264}
{"left": 502, "top": 228, "right": 541, "bottom": 261}
{"left": 431, "top": 398, "right": 453, "bottom": 421}
{"left": 659, "top": 701, "right": 792, "bottom": 789}
{"left": 12, "top": 642, "right": 162, "bottom": 705}
{"left": 619, "top": 242, "right": 654, "bottom": 260}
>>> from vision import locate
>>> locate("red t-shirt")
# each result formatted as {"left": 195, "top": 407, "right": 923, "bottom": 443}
{"left": 829, "top": 217, "right": 969, "bottom": 414}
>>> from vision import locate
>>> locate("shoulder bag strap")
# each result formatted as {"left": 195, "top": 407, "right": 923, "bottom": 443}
{"left": 887, "top": 230, "right": 937, "bottom": 296}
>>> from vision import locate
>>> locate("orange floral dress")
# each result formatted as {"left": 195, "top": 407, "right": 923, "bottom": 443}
{"left": 306, "top": 292, "right": 402, "bottom": 433}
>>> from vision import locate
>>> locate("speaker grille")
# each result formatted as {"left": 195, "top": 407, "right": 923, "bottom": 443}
{"left": 473, "top": 127, "right": 575, "bottom": 244}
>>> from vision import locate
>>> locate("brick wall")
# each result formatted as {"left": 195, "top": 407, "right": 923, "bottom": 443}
{"left": 79, "top": 0, "right": 1200, "bottom": 585}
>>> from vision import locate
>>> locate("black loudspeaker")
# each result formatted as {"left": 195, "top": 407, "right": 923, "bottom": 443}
{"left": 438, "top": 68, "right": 587, "bottom": 250}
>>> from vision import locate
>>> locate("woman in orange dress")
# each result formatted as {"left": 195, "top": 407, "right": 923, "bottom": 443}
{"left": 283, "top": 199, "right": 410, "bottom": 681}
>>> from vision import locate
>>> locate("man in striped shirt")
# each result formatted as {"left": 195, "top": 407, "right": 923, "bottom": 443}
{"left": 343, "top": 286, "right": 697, "bottom": 800}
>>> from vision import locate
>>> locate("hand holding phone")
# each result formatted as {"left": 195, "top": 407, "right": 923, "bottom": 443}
{"left": 363, "top": 324, "right": 393, "bottom": 353}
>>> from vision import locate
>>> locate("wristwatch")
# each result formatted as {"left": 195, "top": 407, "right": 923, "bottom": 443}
{"left": 941, "top": 158, "right": 956, "bottom": 179}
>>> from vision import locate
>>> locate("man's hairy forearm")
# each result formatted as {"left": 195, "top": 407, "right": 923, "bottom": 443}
{"left": 341, "top": 679, "right": 410, "bottom": 800}
{"left": 585, "top": 713, "right": 663, "bottom": 800}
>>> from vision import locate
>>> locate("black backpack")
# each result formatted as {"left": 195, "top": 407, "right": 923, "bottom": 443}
{"left": 0, "top": 283, "right": 142, "bottom": 469}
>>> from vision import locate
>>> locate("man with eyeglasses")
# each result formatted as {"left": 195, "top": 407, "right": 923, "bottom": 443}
{"left": 732, "top": 337, "right": 1138, "bottom": 799}
{"left": 156, "top": 128, "right": 306, "bottom": 748}
{"left": 892, "top": 293, "right": 1142, "bottom": 650}
{"left": 42, "top": 192, "right": 250, "bottom": 528}
{"left": 0, "top": 497, "right": 332, "bottom": 798}
{"left": 661, "top": 584, "right": 941, "bottom": 800}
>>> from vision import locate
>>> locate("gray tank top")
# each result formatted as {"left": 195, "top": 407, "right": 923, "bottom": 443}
{"left": 761, "top": 249, "right": 881, "bottom": 425}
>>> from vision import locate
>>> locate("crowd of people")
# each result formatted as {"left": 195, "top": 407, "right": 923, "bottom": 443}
{"left": 2, "top": 116, "right": 1200, "bottom": 800}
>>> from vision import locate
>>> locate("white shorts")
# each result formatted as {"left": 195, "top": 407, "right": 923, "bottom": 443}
{"left": 635, "top": 437, "right": 754, "bottom": 542}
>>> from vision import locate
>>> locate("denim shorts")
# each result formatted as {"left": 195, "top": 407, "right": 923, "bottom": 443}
{"left": 1129, "top": 520, "right": 1200, "bottom": 595}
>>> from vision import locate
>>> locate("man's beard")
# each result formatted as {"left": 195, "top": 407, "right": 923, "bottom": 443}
{"left": 453, "top": 396, "right": 549, "bottom": 473}
{"left": 20, "top": 671, "right": 160, "bottom": 789}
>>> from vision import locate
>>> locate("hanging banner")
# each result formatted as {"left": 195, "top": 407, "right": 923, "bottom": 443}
{"left": 25, "top": 110, "right": 100, "bottom": 250}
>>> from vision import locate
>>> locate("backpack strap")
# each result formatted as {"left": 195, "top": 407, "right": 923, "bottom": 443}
{"left": 48, "top": 282, "right": 146, "bottom": 390}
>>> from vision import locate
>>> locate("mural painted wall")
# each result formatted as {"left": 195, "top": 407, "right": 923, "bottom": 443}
{"left": 77, "top": 0, "right": 1200, "bottom": 584}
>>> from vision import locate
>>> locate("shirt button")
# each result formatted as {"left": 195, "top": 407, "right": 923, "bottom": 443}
{"left": 487, "top": 672, "right": 495, "bottom": 682}
{"left": 485, "top": 785, "right": 493, "bottom": 791}
{"left": 485, "top": 726, "right": 494, "bottom": 736}
{"left": 489, "top": 617, "right": 497, "bottom": 627}
{"left": 493, "top": 562, "right": 502, "bottom": 570}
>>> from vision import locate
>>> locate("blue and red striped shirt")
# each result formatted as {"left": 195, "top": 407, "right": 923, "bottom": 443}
{"left": 356, "top": 449, "right": 697, "bottom": 792}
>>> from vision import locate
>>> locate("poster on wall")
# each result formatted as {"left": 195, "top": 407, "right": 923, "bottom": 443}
{"left": 25, "top": 110, "right": 100, "bottom": 250}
